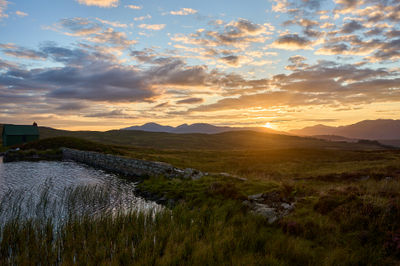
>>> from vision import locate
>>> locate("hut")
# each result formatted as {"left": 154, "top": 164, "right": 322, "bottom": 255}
{"left": 2, "top": 123, "right": 39, "bottom": 147}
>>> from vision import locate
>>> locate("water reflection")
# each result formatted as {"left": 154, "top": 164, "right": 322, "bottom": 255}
{"left": 0, "top": 157, "right": 160, "bottom": 224}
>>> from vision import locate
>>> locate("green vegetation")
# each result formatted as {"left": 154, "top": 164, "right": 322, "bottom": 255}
{"left": 1, "top": 129, "right": 400, "bottom": 264}
{"left": 2, "top": 149, "right": 61, "bottom": 162}
{"left": 15, "top": 136, "right": 400, "bottom": 181}
{"left": 1, "top": 174, "right": 400, "bottom": 265}
{"left": 21, "top": 136, "right": 125, "bottom": 155}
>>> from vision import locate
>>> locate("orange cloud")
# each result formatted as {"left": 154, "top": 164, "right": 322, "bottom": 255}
{"left": 76, "top": 0, "right": 118, "bottom": 8}
{"left": 138, "top": 24, "right": 166, "bottom": 30}
{"left": 170, "top": 8, "right": 198, "bottom": 16}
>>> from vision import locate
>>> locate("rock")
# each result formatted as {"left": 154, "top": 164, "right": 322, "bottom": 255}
{"left": 62, "top": 148, "right": 205, "bottom": 180}
{"left": 281, "top": 203, "right": 293, "bottom": 210}
{"left": 219, "top": 172, "right": 231, "bottom": 177}
{"left": 218, "top": 172, "right": 247, "bottom": 181}
{"left": 191, "top": 172, "right": 204, "bottom": 180}
{"left": 245, "top": 192, "right": 296, "bottom": 223}
{"left": 253, "top": 204, "right": 278, "bottom": 223}
{"left": 156, "top": 196, "right": 167, "bottom": 204}
{"left": 248, "top": 193, "right": 264, "bottom": 201}
{"left": 182, "top": 168, "right": 204, "bottom": 180}
{"left": 183, "top": 168, "right": 194, "bottom": 179}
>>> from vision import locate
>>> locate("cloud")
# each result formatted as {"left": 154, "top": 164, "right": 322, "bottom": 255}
{"left": 0, "top": 58, "right": 17, "bottom": 69}
{"left": 56, "top": 102, "right": 87, "bottom": 111}
{"left": 340, "top": 20, "right": 363, "bottom": 34}
{"left": 0, "top": 44, "right": 241, "bottom": 106}
{"left": 87, "top": 28, "right": 137, "bottom": 46}
{"left": 368, "top": 38, "right": 400, "bottom": 62}
{"left": 170, "top": 8, "right": 198, "bottom": 16}
{"left": 51, "top": 18, "right": 137, "bottom": 48}
{"left": 133, "top": 14, "right": 151, "bottom": 21}
{"left": 364, "top": 27, "right": 383, "bottom": 36}
{"left": 219, "top": 55, "right": 240, "bottom": 67}
{"left": 15, "top": 10, "right": 28, "bottom": 17}
{"left": 271, "top": 34, "right": 313, "bottom": 50}
{"left": 130, "top": 48, "right": 157, "bottom": 63}
{"left": 286, "top": 55, "right": 308, "bottom": 70}
{"left": 0, "top": 0, "right": 8, "bottom": 20}
{"left": 45, "top": 65, "right": 155, "bottom": 102}
{"left": 76, "top": 0, "right": 118, "bottom": 8}
{"left": 334, "top": 0, "right": 362, "bottom": 14}
{"left": 96, "top": 18, "right": 127, "bottom": 28}
{"left": 138, "top": 24, "right": 166, "bottom": 30}
{"left": 125, "top": 4, "right": 141, "bottom": 10}
{"left": 271, "top": 0, "right": 290, "bottom": 12}
{"left": 84, "top": 109, "right": 134, "bottom": 118}
{"left": 176, "top": 97, "right": 204, "bottom": 104}
{"left": 59, "top": 17, "right": 102, "bottom": 36}
{"left": 0, "top": 43, "right": 47, "bottom": 60}
{"left": 172, "top": 18, "right": 271, "bottom": 50}
{"left": 386, "top": 30, "right": 400, "bottom": 38}
{"left": 184, "top": 61, "right": 400, "bottom": 113}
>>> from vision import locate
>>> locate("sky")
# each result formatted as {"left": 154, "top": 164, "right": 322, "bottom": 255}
{"left": 0, "top": 0, "right": 399, "bottom": 131}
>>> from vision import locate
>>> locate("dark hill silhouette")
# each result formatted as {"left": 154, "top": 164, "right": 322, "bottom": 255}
{"left": 290, "top": 119, "right": 400, "bottom": 140}
{"left": 124, "top": 122, "right": 174, "bottom": 133}
{"left": 123, "top": 122, "right": 284, "bottom": 134}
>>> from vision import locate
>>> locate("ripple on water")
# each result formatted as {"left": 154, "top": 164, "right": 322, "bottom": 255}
{"left": 0, "top": 158, "right": 161, "bottom": 223}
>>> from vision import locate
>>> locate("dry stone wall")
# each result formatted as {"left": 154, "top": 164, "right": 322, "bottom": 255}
{"left": 62, "top": 148, "right": 204, "bottom": 179}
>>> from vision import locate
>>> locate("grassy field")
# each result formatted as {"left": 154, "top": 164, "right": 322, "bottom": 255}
{"left": 36, "top": 126, "right": 391, "bottom": 150}
{"left": 1, "top": 127, "right": 400, "bottom": 264}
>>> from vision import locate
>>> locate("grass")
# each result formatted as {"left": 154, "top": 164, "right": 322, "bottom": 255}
{"left": 1, "top": 176, "right": 400, "bottom": 265}
{"left": 37, "top": 126, "right": 390, "bottom": 151}
{"left": 13, "top": 136, "right": 400, "bottom": 181}
{"left": 1, "top": 132, "right": 400, "bottom": 264}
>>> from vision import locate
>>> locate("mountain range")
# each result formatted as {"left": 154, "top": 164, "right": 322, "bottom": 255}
{"left": 122, "top": 122, "right": 282, "bottom": 134}
{"left": 123, "top": 119, "right": 400, "bottom": 142}
{"left": 290, "top": 119, "right": 400, "bottom": 140}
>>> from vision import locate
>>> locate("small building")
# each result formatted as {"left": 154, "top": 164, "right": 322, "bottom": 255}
{"left": 2, "top": 123, "right": 39, "bottom": 147}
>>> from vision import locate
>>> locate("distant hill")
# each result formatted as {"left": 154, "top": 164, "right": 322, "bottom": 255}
{"left": 291, "top": 119, "right": 400, "bottom": 140}
{"left": 32, "top": 126, "right": 390, "bottom": 151}
{"left": 312, "top": 135, "right": 357, "bottom": 143}
{"left": 124, "top": 122, "right": 174, "bottom": 133}
{"left": 123, "top": 122, "right": 283, "bottom": 134}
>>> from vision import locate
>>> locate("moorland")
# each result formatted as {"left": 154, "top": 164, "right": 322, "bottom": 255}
{"left": 0, "top": 125, "right": 400, "bottom": 265}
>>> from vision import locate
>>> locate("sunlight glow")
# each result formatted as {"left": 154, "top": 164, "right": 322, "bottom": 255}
{"left": 264, "top": 122, "right": 273, "bottom": 129}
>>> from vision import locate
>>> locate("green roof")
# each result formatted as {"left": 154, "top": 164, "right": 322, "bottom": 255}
{"left": 2, "top": 124, "right": 39, "bottom": 136}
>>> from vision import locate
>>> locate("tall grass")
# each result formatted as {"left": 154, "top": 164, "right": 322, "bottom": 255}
{"left": 1, "top": 178, "right": 399, "bottom": 265}
{"left": 0, "top": 193, "right": 316, "bottom": 265}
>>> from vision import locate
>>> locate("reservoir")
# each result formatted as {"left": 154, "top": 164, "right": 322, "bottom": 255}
{"left": 0, "top": 156, "right": 160, "bottom": 224}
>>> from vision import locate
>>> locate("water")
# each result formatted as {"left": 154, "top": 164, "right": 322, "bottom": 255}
{"left": 0, "top": 157, "right": 160, "bottom": 224}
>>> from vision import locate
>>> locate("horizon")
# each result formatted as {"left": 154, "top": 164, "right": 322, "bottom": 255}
{"left": 3, "top": 118, "right": 400, "bottom": 134}
{"left": 1, "top": 0, "right": 400, "bottom": 131}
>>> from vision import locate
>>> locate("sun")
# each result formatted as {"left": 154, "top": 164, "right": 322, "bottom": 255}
{"left": 263, "top": 122, "right": 273, "bottom": 129}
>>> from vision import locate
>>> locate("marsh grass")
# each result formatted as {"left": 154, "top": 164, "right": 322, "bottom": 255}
{"left": 0, "top": 186, "right": 320, "bottom": 265}
{"left": 4, "top": 136, "right": 400, "bottom": 264}
{"left": 1, "top": 174, "right": 400, "bottom": 265}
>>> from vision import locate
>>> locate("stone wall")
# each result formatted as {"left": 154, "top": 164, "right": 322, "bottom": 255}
{"left": 62, "top": 148, "right": 204, "bottom": 179}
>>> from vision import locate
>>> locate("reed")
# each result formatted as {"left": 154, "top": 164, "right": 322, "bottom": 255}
{"left": 1, "top": 177, "right": 399, "bottom": 265}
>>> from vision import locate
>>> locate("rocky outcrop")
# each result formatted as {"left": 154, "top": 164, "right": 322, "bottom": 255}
{"left": 243, "top": 191, "right": 295, "bottom": 223}
{"left": 62, "top": 148, "right": 204, "bottom": 180}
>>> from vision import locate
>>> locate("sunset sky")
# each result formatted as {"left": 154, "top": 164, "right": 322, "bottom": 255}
{"left": 0, "top": 0, "right": 399, "bottom": 131}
